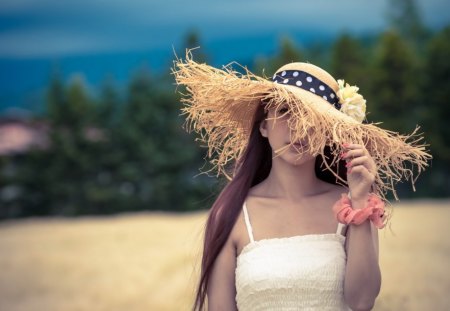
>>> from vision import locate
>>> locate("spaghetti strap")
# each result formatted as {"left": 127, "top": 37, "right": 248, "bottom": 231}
{"left": 336, "top": 222, "right": 348, "bottom": 237}
{"left": 242, "top": 201, "right": 255, "bottom": 243}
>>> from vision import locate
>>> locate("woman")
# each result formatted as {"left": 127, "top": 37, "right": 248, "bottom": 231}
{"left": 173, "top": 55, "right": 431, "bottom": 310}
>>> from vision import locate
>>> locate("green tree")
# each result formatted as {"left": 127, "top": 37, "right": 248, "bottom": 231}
{"left": 330, "top": 34, "right": 367, "bottom": 85}
{"left": 3, "top": 73, "right": 105, "bottom": 217}
{"left": 48, "top": 75, "right": 101, "bottom": 215}
{"left": 418, "top": 26, "right": 450, "bottom": 197}
{"left": 386, "top": 0, "right": 429, "bottom": 48}
{"left": 65, "top": 75, "right": 93, "bottom": 126}
{"left": 254, "top": 36, "right": 304, "bottom": 76}
{"left": 116, "top": 67, "right": 212, "bottom": 211}
{"left": 183, "top": 29, "right": 208, "bottom": 63}
{"left": 47, "top": 67, "right": 66, "bottom": 125}
{"left": 369, "top": 31, "right": 420, "bottom": 134}
{"left": 423, "top": 26, "right": 450, "bottom": 161}
{"left": 305, "top": 41, "right": 329, "bottom": 69}
{"left": 97, "top": 76, "right": 121, "bottom": 128}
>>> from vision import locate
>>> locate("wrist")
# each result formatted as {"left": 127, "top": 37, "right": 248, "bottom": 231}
{"left": 334, "top": 192, "right": 387, "bottom": 229}
{"left": 351, "top": 195, "right": 370, "bottom": 208}
{"left": 348, "top": 184, "right": 376, "bottom": 204}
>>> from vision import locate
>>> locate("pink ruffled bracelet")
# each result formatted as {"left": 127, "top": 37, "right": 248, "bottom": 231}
{"left": 332, "top": 193, "right": 387, "bottom": 229}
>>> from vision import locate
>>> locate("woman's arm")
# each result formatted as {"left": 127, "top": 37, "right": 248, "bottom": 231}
{"left": 344, "top": 203, "right": 381, "bottom": 311}
{"left": 341, "top": 143, "right": 382, "bottom": 310}
{"left": 207, "top": 234, "right": 238, "bottom": 311}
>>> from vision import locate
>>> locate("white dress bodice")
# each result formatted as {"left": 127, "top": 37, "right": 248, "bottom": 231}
{"left": 235, "top": 200, "right": 351, "bottom": 310}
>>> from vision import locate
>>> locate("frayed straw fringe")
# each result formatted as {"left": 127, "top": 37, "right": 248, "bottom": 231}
{"left": 172, "top": 51, "right": 432, "bottom": 203}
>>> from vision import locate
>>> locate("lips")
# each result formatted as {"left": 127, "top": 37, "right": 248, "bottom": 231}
{"left": 290, "top": 142, "right": 308, "bottom": 148}
{"left": 291, "top": 141, "right": 306, "bottom": 145}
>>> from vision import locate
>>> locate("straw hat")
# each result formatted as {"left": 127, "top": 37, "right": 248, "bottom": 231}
{"left": 172, "top": 51, "right": 431, "bottom": 201}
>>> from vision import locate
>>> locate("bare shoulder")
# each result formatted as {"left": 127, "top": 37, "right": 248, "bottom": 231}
{"left": 228, "top": 204, "right": 249, "bottom": 255}
{"left": 228, "top": 193, "right": 266, "bottom": 257}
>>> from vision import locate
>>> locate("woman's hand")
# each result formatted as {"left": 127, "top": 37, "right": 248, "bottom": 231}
{"left": 340, "top": 142, "right": 377, "bottom": 203}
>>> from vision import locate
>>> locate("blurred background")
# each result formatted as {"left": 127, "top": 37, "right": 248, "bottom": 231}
{"left": 0, "top": 0, "right": 449, "bottom": 310}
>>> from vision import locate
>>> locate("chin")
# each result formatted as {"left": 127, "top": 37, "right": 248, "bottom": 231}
{"left": 291, "top": 154, "right": 315, "bottom": 166}
{"left": 276, "top": 147, "right": 315, "bottom": 166}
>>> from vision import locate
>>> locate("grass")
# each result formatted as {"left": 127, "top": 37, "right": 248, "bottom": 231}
{"left": 0, "top": 200, "right": 449, "bottom": 311}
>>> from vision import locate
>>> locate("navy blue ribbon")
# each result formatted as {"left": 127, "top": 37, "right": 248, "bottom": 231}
{"left": 272, "top": 70, "right": 341, "bottom": 110}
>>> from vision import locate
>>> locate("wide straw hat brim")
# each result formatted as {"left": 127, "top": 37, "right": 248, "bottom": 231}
{"left": 172, "top": 51, "right": 432, "bottom": 201}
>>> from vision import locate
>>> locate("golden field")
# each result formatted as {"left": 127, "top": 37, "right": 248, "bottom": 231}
{"left": 0, "top": 200, "right": 449, "bottom": 311}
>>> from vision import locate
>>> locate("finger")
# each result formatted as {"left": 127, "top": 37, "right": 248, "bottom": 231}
{"left": 342, "top": 143, "right": 369, "bottom": 158}
{"left": 347, "top": 156, "right": 377, "bottom": 174}
{"left": 348, "top": 162, "right": 373, "bottom": 176}
{"left": 342, "top": 143, "right": 365, "bottom": 150}
{"left": 348, "top": 164, "right": 372, "bottom": 176}
{"left": 346, "top": 155, "right": 370, "bottom": 168}
{"left": 341, "top": 149, "right": 364, "bottom": 161}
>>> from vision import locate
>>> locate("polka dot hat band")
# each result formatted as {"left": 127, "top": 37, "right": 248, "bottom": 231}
{"left": 272, "top": 70, "right": 341, "bottom": 110}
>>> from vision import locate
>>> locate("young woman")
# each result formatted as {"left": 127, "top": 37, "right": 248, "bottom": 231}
{"left": 173, "top": 55, "right": 431, "bottom": 311}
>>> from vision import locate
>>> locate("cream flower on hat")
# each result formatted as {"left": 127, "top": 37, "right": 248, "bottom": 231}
{"left": 337, "top": 79, "right": 367, "bottom": 123}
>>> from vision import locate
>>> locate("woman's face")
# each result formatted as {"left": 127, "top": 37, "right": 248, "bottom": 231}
{"left": 259, "top": 104, "right": 315, "bottom": 166}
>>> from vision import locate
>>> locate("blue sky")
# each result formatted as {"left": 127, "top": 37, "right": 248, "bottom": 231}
{"left": 0, "top": 0, "right": 449, "bottom": 58}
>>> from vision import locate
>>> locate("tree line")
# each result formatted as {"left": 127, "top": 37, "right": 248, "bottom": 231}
{"left": 0, "top": 3, "right": 449, "bottom": 219}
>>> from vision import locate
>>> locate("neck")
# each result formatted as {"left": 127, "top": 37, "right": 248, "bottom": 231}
{"left": 263, "top": 155, "right": 326, "bottom": 201}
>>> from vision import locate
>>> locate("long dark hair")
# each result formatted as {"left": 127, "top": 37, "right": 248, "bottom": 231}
{"left": 192, "top": 103, "right": 347, "bottom": 310}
